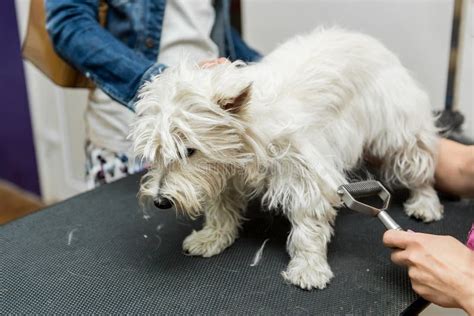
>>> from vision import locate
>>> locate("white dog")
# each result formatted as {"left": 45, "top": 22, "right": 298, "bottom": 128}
{"left": 130, "top": 28, "right": 443, "bottom": 290}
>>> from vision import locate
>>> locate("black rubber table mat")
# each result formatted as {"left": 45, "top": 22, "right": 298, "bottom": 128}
{"left": 2, "top": 173, "right": 472, "bottom": 315}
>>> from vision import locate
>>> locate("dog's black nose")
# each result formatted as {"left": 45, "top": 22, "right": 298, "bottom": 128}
{"left": 154, "top": 197, "right": 173, "bottom": 209}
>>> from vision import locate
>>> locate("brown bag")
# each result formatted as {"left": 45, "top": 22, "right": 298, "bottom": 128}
{"left": 22, "top": 0, "right": 107, "bottom": 88}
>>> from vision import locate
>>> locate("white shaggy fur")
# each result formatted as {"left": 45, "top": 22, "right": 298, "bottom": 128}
{"left": 130, "top": 28, "right": 443, "bottom": 290}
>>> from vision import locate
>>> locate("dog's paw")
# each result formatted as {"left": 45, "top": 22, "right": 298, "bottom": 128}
{"left": 281, "top": 256, "right": 334, "bottom": 290}
{"left": 182, "top": 228, "right": 236, "bottom": 257}
{"left": 405, "top": 204, "right": 443, "bottom": 222}
{"left": 404, "top": 188, "right": 444, "bottom": 223}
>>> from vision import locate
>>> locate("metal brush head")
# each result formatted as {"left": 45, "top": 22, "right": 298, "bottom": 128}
{"left": 337, "top": 180, "right": 391, "bottom": 216}
{"left": 338, "top": 180, "right": 382, "bottom": 197}
{"left": 338, "top": 181, "right": 403, "bottom": 231}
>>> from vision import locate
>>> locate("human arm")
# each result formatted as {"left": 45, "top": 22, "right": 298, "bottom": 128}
{"left": 435, "top": 138, "right": 474, "bottom": 198}
{"left": 45, "top": 0, "right": 166, "bottom": 109}
{"left": 383, "top": 230, "right": 474, "bottom": 314}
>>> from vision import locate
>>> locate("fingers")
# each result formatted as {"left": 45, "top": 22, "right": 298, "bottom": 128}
{"left": 216, "top": 57, "right": 228, "bottom": 64}
{"left": 383, "top": 229, "right": 413, "bottom": 249}
{"left": 199, "top": 57, "right": 229, "bottom": 69}
{"left": 390, "top": 249, "right": 409, "bottom": 266}
{"left": 384, "top": 230, "right": 418, "bottom": 266}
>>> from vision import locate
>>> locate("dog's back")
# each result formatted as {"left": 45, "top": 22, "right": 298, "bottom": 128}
{"left": 248, "top": 27, "right": 437, "bottom": 174}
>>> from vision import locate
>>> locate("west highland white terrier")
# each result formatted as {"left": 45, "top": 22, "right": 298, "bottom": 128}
{"left": 130, "top": 28, "right": 443, "bottom": 290}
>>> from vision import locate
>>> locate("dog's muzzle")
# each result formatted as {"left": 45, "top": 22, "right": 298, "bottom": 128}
{"left": 154, "top": 196, "right": 173, "bottom": 209}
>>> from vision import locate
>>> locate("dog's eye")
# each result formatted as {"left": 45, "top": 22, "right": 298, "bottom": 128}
{"left": 186, "top": 148, "right": 196, "bottom": 157}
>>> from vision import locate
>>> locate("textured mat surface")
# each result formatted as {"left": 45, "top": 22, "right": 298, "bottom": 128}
{"left": 2, "top": 174, "right": 472, "bottom": 314}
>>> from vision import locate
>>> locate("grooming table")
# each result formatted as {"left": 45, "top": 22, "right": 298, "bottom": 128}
{"left": 2, "top": 173, "right": 472, "bottom": 315}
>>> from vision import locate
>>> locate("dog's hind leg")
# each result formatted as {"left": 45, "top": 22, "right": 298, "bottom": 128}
{"left": 182, "top": 183, "right": 245, "bottom": 257}
{"left": 382, "top": 132, "right": 443, "bottom": 222}
{"left": 281, "top": 198, "right": 336, "bottom": 290}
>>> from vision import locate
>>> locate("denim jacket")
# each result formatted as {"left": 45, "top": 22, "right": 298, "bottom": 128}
{"left": 46, "top": 0, "right": 261, "bottom": 109}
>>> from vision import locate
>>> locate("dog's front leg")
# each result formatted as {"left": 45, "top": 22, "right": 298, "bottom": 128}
{"left": 282, "top": 201, "right": 336, "bottom": 290}
{"left": 182, "top": 186, "right": 245, "bottom": 257}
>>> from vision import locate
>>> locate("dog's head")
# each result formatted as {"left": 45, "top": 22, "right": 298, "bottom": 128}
{"left": 130, "top": 61, "right": 255, "bottom": 217}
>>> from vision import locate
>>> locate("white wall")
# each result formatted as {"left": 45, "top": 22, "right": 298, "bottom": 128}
{"left": 242, "top": 0, "right": 454, "bottom": 111}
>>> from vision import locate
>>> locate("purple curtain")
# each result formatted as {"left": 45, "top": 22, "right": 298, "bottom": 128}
{"left": 0, "top": 0, "right": 40, "bottom": 194}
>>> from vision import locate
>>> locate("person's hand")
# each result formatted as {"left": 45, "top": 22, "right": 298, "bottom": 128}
{"left": 199, "top": 57, "right": 229, "bottom": 68}
{"left": 383, "top": 230, "right": 474, "bottom": 313}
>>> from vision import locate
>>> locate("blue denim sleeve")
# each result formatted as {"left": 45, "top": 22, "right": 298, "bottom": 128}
{"left": 45, "top": 0, "right": 165, "bottom": 110}
{"left": 230, "top": 27, "right": 262, "bottom": 62}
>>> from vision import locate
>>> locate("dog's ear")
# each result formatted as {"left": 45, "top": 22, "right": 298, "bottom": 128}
{"left": 215, "top": 83, "right": 252, "bottom": 114}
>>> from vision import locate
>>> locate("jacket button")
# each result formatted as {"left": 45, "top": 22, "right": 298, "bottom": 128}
{"left": 145, "top": 37, "right": 154, "bottom": 48}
